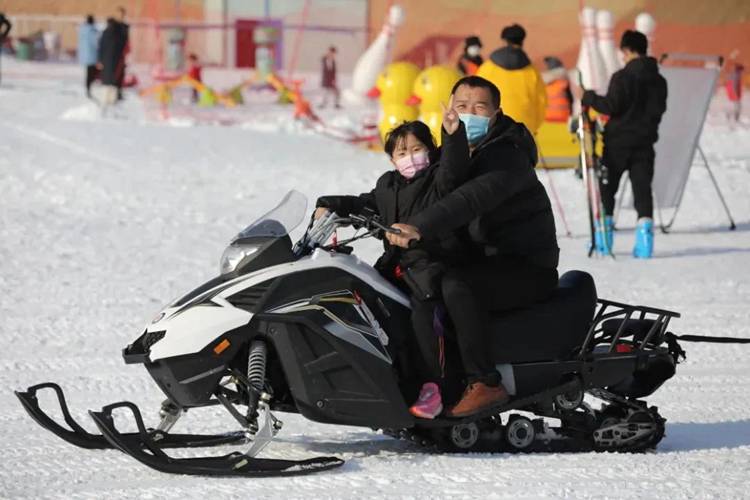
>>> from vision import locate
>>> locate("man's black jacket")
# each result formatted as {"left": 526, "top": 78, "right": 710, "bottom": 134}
{"left": 317, "top": 124, "right": 472, "bottom": 272}
{"left": 582, "top": 56, "right": 667, "bottom": 151}
{"left": 408, "top": 114, "right": 559, "bottom": 270}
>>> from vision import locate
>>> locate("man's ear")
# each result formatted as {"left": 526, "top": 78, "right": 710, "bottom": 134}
{"left": 490, "top": 108, "right": 501, "bottom": 127}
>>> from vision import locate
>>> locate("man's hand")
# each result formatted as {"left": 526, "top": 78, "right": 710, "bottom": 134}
{"left": 314, "top": 207, "right": 330, "bottom": 220}
{"left": 96, "top": 62, "right": 103, "bottom": 70}
{"left": 386, "top": 223, "right": 421, "bottom": 248}
{"left": 442, "top": 95, "right": 460, "bottom": 135}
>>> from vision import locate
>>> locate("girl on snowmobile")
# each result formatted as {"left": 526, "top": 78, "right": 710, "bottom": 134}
{"left": 315, "top": 111, "right": 472, "bottom": 419}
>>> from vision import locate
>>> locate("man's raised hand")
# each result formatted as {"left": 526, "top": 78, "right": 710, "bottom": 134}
{"left": 442, "top": 95, "right": 460, "bottom": 135}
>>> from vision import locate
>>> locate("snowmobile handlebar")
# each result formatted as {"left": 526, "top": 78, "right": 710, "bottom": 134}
{"left": 295, "top": 210, "right": 400, "bottom": 256}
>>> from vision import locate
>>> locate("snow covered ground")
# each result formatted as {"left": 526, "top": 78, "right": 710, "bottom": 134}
{"left": 1, "top": 59, "right": 750, "bottom": 499}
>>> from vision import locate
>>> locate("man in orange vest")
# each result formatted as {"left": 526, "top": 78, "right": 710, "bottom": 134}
{"left": 541, "top": 56, "right": 573, "bottom": 123}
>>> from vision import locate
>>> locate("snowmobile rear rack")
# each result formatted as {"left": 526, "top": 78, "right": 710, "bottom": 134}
{"left": 579, "top": 299, "right": 681, "bottom": 357}
{"left": 14, "top": 382, "right": 247, "bottom": 450}
{"left": 89, "top": 401, "right": 345, "bottom": 477}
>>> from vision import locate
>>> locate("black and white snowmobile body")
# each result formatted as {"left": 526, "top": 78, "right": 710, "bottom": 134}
{"left": 17, "top": 190, "right": 687, "bottom": 476}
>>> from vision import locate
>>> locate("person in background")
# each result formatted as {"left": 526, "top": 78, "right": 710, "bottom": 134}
{"left": 725, "top": 57, "right": 744, "bottom": 124}
{"left": 187, "top": 53, "right": 202, "bottom": 103}
{"left": 114, "top": 6, "right": 129, "bottom": 101}
{"left": 0, "top": 12, "right": 12, "bottom": 86}
{"left": 0, "top": 12, "right": 11, "bottom": 44}
{"left": 476, "top": 23, "right": 546, "bottom": 135}
{"left": 97, "top": 17, "right": 123, "bottom": 109}
{"left": 78, "top": 15, "right": 99, "bottom": 99}
{"left": 581, "top": 30, "right": 667, "bottom": 259}
{"left": 541, "top": 56, "right": 573, "bottom": 123}
{"left": 320, "top": 46, "right": 341, "bottom": 108}
{"left": 457, "top": 36, "right": 483, "bottom": 76}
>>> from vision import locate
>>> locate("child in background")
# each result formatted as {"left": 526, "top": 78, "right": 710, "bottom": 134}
{"left": 187, "top": 53, "right": 202, "bottom": 103}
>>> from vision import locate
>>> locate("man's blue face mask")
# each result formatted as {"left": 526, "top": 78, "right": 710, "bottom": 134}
{"left": 458, "top": 113, "right": 491, "bottom": 145}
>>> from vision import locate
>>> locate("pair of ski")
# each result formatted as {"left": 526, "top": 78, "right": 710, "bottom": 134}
{"left": 15, "top": 382, "right": 343, "bottom": 477}
{"left": 576, "top": 80, "right": 615, "bottom": 259}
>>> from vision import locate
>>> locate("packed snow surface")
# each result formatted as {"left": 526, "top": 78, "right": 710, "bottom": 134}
{"left": 1, "top": 60, "right": 750, "bottom": 499}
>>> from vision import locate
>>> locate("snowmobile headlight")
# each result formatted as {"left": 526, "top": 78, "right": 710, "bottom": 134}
{"left": 220, "top": 244, "right": 260, "bottom": 275}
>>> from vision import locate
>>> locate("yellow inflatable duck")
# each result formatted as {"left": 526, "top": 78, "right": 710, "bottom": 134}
{"left": 407, "top": 65, "right": 461, "bottom": 144}
{"left": 368, "top": 61, "right": 421, "bottom": 141}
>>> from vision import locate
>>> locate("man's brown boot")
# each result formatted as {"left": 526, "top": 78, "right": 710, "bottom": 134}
{"left": 446, "top": 382, "right": 510, "bottom": 418}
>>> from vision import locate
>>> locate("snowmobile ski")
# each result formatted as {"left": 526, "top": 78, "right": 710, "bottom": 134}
{"left": 89, "top": 401, "right": 345, "bottom": 477}
{"left": 15, "top": 382, "right": 247, "bottom": 450}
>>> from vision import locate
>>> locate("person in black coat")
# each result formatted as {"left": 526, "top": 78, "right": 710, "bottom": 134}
{"left": 388, "top": 76, "right": 559, "bottom": 417}
{"left": 315, "top": 114, "right": 473, "bottom": 419}
{"left": 582, "top": 30, "right": 667, "bottom": 258}
{"left": 0, "top": 12, "right": 12, "bottom": 85}
{"left": 97, "top": 18, "right": 125, "bottom": 105}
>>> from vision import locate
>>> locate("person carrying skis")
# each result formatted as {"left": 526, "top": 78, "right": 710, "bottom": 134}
{"left": 581, "top": 30, "right": 667, "bottom": 258}
{"left": 387, "top": 76, "right": 559, "bottom": 417}
{"left": 314, "top": 109, "right": 473, "bottom": 420}
{"left": 476, "top": 24, "right": 547, "bottom": 135}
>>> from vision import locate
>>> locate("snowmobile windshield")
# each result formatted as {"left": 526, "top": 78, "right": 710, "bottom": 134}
{"left": 232, "top": 190, "right": 308, "bottom": 241}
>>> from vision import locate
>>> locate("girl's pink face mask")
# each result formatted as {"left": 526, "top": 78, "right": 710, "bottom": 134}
{"left": 394, "top": 151, "right": 430, "bottom": 179}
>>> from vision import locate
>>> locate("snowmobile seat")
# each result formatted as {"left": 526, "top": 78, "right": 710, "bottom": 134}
{"left": 488, "top": 270, "right": 597, "bottom": 363}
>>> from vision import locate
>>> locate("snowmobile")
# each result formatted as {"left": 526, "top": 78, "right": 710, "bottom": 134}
{"left": 16, "top": 190, "right": 688, "bottom": 477}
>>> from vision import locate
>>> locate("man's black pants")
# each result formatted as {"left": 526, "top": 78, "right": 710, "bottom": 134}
{"left": 600, "top": 146, "right": 655, "bottom": 219}
{"left": 85, "top": 65, "right": 97, "bottom": 96}
{"left": 411, "top": 256, "right": 558, "bottom": 386}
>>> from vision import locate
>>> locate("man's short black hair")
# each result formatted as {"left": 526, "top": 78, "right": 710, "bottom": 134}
{"left": 383, "top": 121, "right": 437, "bottom": 158}
{"left": 501, "top": 23, "right": 526, "bottom": 46}
{"left": 620, "top": 29, "right": 648, "bottom": 55}
{"left": 450, "top": 75, "right": 501, "bottom": 109}
{"left": 86, "top": 14, "right": 94, "bottom": 24}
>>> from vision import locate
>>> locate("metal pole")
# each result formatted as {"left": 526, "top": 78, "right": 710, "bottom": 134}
{"left": 698, "top": 145, "right": 737, "bottom": 230}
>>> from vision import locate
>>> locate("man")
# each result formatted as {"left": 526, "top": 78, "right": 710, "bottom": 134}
{"left": 457, "top": 36, "right": 483, "bottom": 76}
{"left": 476, "top": 24, "right": 546, "bottom": 135}
{"left": 387, "top": 76, "right": 559, "bottom": 417}
{"left": 320, "top": 46, "right": 341, "bottom": 108}
{"left": 0, "top": 12, "right": 12, "bottom": 85}
{"left": 78, "top": 15, "right": 99, "bottom": 98}
{"left": 97, "top": 18, "right": 124, "bottom": 109}
{"left": 581, "top": 30, "right": 667, "bottom": 258}
{"left": 114, "top": 6, "right": 129, "bottom": 101}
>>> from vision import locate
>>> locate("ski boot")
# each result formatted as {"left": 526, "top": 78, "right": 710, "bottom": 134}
{"left": 633, "top": 218, "right": 654, "bottom": 259}
{"left": 594, "top": 216, "right": 614, "bottom": 255}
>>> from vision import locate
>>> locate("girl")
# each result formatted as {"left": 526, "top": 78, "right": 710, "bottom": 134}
{"left": 315, "top": 111, "right": 471, "bottom": 419}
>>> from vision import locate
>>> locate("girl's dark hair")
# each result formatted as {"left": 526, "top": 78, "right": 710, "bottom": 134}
{"left": 383, "top": 121, "right": 437, "bottom": 158}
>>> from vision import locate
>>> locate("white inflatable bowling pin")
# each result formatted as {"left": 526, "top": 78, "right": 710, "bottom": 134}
{"left": 635, "top": 12, "right": 656, "bottom": 55}
{"left": 596, "top": 9, "right": 621, "bottom": 84}
{"left": 344, "top": 5, "right": 405, "bottom": 105}
{"left": 576, "top": 7, "right": 608, "bottom": 94}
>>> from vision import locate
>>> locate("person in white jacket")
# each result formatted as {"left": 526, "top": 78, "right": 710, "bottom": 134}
{"left": 77, "top": 15, "right": 99, "bottom": 98}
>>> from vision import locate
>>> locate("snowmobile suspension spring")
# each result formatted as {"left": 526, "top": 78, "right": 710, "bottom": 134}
{"left": 247, "top": 340, "right": 267, "bottom": 393}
